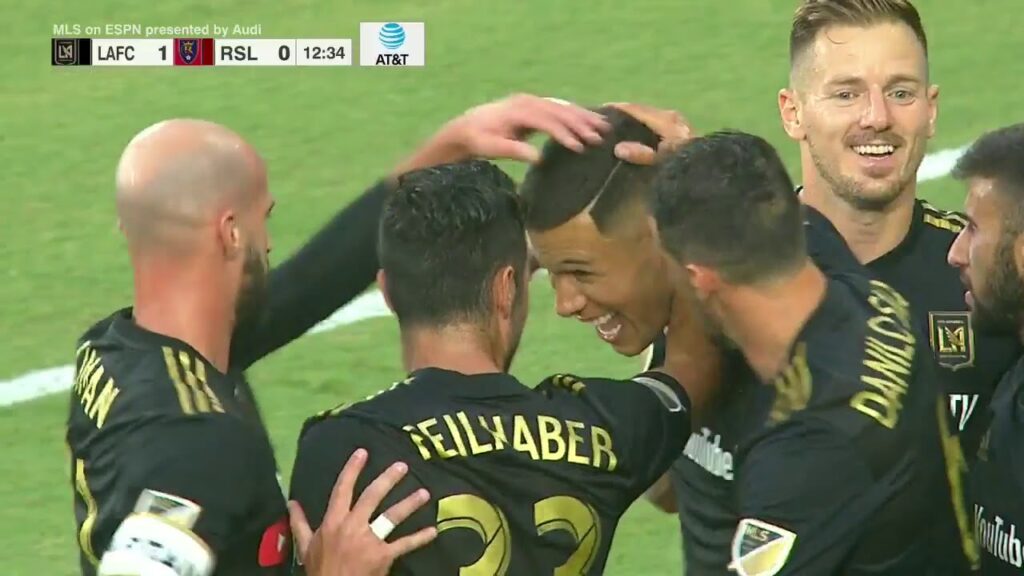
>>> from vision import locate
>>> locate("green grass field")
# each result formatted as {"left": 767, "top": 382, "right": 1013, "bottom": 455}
{"left": 2, "top": 1, "right": 1021, "bottom": 574}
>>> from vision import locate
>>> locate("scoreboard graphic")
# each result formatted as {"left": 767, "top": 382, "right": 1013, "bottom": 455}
{"left": 51, "top": 37, "right": 356, "bottom": 66}
{"left": 50, "top": 24, "right": 424, "bottom": 67}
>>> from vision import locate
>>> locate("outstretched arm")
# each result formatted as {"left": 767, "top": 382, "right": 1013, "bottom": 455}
{"left": 230, "top": 94, "right": 610, "bottom": 370}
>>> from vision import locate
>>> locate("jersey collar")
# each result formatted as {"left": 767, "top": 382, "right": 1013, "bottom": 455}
{"left": 407, "top": 367, "right": 531, "bottom": 398}
{"left": 108, "top": 307, "right": 228, "bottom": 377}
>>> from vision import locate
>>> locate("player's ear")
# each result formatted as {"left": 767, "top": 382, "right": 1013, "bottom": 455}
{"left": 218, "top": 211, "right": 242, "bottom": 259}
{"left": 493, "top": 265, "right": 516, "bottom": 320}
{"left": 686, "top": 263, "right": 720, "bottom": 301}
{"left": 377, "top": 270, "right": 396, "bottom": 314}
{"left": 778, "top": 88, "right": 805, "bottom": 141}
{"left": 926, "top": 84, "right": 940, "bottom": 138}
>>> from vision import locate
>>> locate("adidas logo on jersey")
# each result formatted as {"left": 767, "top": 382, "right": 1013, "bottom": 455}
{"left": 976, "top": 505, "right": 1023, "bottom": 568}
{"left": 683, "top": 427, "right": 734, "bottom": 481}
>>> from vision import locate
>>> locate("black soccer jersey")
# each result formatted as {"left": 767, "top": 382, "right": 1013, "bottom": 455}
{"left": 68, "top": 310, "right": 290, "bottom": 576}
{"left": 650, "top": 202, "right": 1010, "bottom": 574}
{"left": 646, "top": 206, "right": 871, "bottom": 574}
{"left": 970, "top": 357, "right": 1024, "bottom": 574}
{"left": 648, "top": 277, "right": 977, "bottom": 573}
{"left": 860, "top": 200, "right": 1020, "bottom": 458}
{"left": 728, "top": 275, "right": 973, "bottom": 575}
{"left": 289, "top": 367, "right": 692, "bottom": 575}
{"left": 67, "top": 180, "right": 394, "bottom": 575}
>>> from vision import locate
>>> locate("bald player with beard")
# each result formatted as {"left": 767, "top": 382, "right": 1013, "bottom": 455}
{"left": 66, "top": 96, "right": 610, "bottom": 576}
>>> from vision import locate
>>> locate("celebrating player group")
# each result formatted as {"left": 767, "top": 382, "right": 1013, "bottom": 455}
{"left": 65, "top": 0, "right": 1024, "bottom": 574}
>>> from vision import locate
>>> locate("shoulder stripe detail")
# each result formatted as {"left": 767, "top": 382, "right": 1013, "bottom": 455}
{"left": 923, "top": 214, "right": 964, "bottom": 234}
{"left": 551, "top": 374, "right": 586, "bottom": 394}
{"left": 162, "top": 347, "right": 195, "bottom": 414}
{"left": 177, "top": 351, "right": 225, "bottom": 413}
{"left": 921, "top": 201, "right": 967, "bottom": 232}
{"left": 178, "top": 351, "right": 210, "bottom": 413}
{"left": 162, "top": 347, "right": 224, "bottom": 414}
{"left": 192, "top": 360, "right": 224, "bottom": 413}
{"left": 75, "top": 339, "right": 92, "bottom": 359}
{"left": 770, "top": 342, "right": 812, "bottom": 424}
{"left": 309, "top": 377, "right": 413, "bottom": 422}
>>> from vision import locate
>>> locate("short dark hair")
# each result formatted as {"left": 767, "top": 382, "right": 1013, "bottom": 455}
{"left": 790, "top": 0, "right": 929, "bottom": 66}
{"left": 953, "top": 123, "right": 1024, "bottom": 233}
{"left": 379, "top": 160, "right": 526, "bottom": 328}
{"left": 651, "top": 131, "right": 805, "bottom": 284}
{"left": 519, "top": 106, "right": 661, "bottom": 234}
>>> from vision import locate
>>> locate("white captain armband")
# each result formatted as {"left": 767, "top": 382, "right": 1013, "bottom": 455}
{"left": 97, "top": 489, "right": 215, "bottom": 576}
{"left": 632, "top": 373, "right": 686, "bottom": 413}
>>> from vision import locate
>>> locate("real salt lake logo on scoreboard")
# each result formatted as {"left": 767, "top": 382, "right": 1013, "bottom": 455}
{"left": 359, "top": 22, "right": 425, "bottom": 66}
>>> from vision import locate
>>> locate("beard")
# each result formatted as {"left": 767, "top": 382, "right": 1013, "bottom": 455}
{"left": 806, "top": 132, "right": 918, "bottom": 212}
{"left": 972, "top": 237, "right": 1024, "bottom": 336}
{"left": 687, "top": 291, "right": 737, "bottom": 352}
{"left": 234, "top": 245, "right": 270, "bottom": 332}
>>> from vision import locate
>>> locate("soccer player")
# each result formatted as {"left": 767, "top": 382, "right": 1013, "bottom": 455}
{"left": 649, "top": 130, "right": 974, "bottom": 574}
{"left": 946, "top": 123, "right": 1024, "bottom": 575}
{"left": 776, "top": 0, "right": 1019, "bottom": 453}
{"left": 620, "top": 1, "right": 1016, "bottom": 571}
{"left": 66, "top": 94, "right": 610, "bottom": 576}
{"left": 289, "top": 159, "right": 718, "bottom": 575}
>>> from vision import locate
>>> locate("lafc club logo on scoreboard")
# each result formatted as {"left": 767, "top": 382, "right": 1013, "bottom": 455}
{"left": 929, "top": 311, "right": 975, "bottom": 370}
{"left": 729, "top": 518, "right": 796, "bottom": 576}
{"left": 53, "top": 38, "right": 77, "bottom": 65}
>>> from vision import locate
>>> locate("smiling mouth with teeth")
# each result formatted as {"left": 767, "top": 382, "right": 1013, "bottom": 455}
{"left": 588, "top": 312, "right": 622, "bottom": 342}
{"left": 853, "top": 144, "right": 896, "bottom": 157}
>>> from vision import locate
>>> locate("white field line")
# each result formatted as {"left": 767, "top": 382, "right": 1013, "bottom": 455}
{"left": 0, "top": 145, "right": 968, "bottom": 408}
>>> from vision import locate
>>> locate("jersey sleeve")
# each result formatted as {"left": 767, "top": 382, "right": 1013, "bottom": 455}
{"left": 98, "top": 415, "right": 265, "bottom": 574}
{"left": 230, "top": 179, "right": 394, "bottom": 370}
{"left": 571, "top": 371, "right": 692, "bottom": 494}
{"left": 732, "top": 418, "right": 879, "bottom": 576}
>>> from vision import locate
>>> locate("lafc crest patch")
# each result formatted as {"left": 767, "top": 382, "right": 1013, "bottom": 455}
{"left": 928, "top": 312, "right": 975, "bottom": 371}
{"left": 729, "top": 518, "right": 796, "bottom": 576}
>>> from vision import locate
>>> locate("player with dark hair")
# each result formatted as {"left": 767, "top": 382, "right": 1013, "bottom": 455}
{"left": 597, "top": 1, "right": 1017, "bottom": 572}
{"left": 289, "top": 159, "right": 719, "bottom": 575}
{"left": 947, "top": 123, "right": 1024, "bottom": 575}
{"left": 649, "top": 130, "right": 975, "bottom": 575}
{"left": 66, "top": 94, "right": 612, "bottom": 576}
{"left": 520, "top": 106, "right": 671, "bottom": 358}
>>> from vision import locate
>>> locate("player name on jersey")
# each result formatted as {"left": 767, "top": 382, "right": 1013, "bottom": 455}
{"left": 51, "top": 37, "right": 352, "bottom": 67}
{"left": 402, "top": 410, "right": 620, "bottom": 471}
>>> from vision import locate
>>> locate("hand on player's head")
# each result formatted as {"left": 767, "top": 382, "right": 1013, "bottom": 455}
{"left": 455, "top": 94, "right": 610, "bottom": 163}
{"left": 288, "top": 449, "right": 436, "bottom": 576}
{"left": 393, "top": 94, "right": 610, "bottom": 175}
{"left": 606, "top": 103, "right": 695, "bottom": 166}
